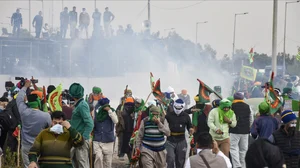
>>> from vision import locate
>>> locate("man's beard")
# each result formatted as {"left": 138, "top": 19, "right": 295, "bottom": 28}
{"left": 287, "top": 127, "right": 296, "bottom": 136}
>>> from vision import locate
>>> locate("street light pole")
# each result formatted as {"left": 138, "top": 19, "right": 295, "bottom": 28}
{"left": 29, "top": 0, "right": 31, "bottom": 36}
{"left": 232, "top": 12, "right": 248, "bottom": 61}
{"left": 271, "top": 0, "right": 278, "bottom": 76}
{"left": 283, "top": 0, "right": 299, "bottom": 76}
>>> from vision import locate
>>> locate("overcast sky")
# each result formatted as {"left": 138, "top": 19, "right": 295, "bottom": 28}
{"left": 0, "top": 0, "right": 299, "bottom": 58}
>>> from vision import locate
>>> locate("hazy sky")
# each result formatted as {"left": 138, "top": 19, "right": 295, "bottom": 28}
{"left": 0, "top": 0, "right": 299, "bottom": 58}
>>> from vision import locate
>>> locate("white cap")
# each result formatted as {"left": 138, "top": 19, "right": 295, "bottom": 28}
{"left": 167, "top": 86, "right": 175, "bottom": 93}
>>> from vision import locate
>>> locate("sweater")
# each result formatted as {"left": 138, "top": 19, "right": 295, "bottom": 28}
{"left": 28, "top": 127, "right": 84, "bottom": 168}
{"left": 207, "top": 108, "right": 237, "bottom": 141}
{"left": 16, "top": 87, "right": 52, "bottom": 146}
{"left": 135, "top": 117, "right": 170, "bottom": 151}
{"left": 70, "top": 98, "right": 94, "bottom": 140}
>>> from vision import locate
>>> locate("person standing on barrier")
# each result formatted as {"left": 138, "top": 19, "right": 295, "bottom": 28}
{"left": 11, "top": 8, "right": 22, "bottom": 37}
{"left": 32, "top": 11, "right": 43, "bottom": 38}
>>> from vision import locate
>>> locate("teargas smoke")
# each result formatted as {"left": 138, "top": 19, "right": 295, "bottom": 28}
{"left": 0, "top": 33, "right": 232, "bottom": 108}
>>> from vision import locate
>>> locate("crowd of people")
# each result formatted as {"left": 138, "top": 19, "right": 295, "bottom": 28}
{"left": 8, "top": 6, "right": 139, "bottom": 39}
{"left": 0, "top": 73, "right": 299, "bottom": 168}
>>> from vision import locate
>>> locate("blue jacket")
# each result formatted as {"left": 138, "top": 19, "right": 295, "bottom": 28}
{"left": 250, "top": 115, "right": 279, "bottom": 139}
{"left": 93, "top": 110, "right": 115, "bottom": 143}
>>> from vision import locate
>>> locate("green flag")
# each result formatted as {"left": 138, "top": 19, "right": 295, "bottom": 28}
{"left": 197, "top": 79, "right": 222, "bottom": 103}
{"left": 268, "top": 72, "right": 283, "bottom": 114}
{"left": 248, "top": 48, "right": 254, "bottom": 64}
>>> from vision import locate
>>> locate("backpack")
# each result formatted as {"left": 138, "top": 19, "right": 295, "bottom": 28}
{"left": 0, "top": 101, "right": 19, "bottom": 131}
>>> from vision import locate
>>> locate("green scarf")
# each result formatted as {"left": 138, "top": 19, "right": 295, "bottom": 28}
{"left": 28, "top": 100, "right": 41, "bottom": 109}
{"left": 218, "top": 99, "right": 234, "bottom": 124}
{"left": 96, "top": 104, "right": 115, "bottom": 122}
{"left": 135, "top": 99, "right": 146, "bottom": 112}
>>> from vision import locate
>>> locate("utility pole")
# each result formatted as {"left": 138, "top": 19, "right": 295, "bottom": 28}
{"left": 52, "top": 0, "right": 54, "bottom": 27}
{"left": 29, "top": 0, "right": 31, "bottom": 37}
{"left": 271, "top": 0, "right": 278, "bottom": 76}
{"left": 283, "top": 0, "right": 299, "bottom": 76}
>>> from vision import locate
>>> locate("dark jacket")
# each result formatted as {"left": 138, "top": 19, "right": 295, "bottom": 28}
{"left": 250, "top": 115, "right": 279, "bottom": 139}
{"left": 69, "top": 11, "right": 77, "bottom": 23}
{"left": 246, "top": 138, "right": 285, "bottom": 168}
{"left": 32, "top": 15, "right": 43, "bottom": 27}
{"left": 93, "top": 110, "right": 115, "bottom": 143}
{"left": 165, "top": 110, "right": 192, "bottom": 143}
{"left": 272, "top": 126, "right": 300, "bottom": 168}
{"left": 11, "top": 12, "right": 22, "bottom": 25}
{"left": 230, "top": 101, "right": 251, "bottom": 134}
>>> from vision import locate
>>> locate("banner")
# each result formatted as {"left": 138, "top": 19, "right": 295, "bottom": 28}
{"left": 240, "top": 66, "right": 257, "bottom": 81}
{"left": 48, "top": 84, "right": 63, "bottom": 112}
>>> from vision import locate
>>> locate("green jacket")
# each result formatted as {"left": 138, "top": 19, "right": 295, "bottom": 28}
{"left": 70, "top": 98, "right": 94, "bottom": 140}
{"left": 207, "top": 108, "right": 237, "bottom": 141}
{"left": 28, "top": 126, "right": 84, "bottom": 168}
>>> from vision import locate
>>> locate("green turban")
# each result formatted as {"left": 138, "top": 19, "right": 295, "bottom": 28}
{"left": 92, "top": 86, "right": 102, "bottom": 94}
{"left": 69, "top": 83, "right": 84, "bottom": 99}
{"left": 259, "top": 101, "right": 270, "bottom": 115}
{"left": 283, "top": 87, "right": 292, "bottom": 95}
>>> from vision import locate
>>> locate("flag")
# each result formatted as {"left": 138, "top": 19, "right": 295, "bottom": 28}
{"left": 48, "top": 84, "right": 63, "bottom": 112}
{"left": 197, "top": 79, "right": 222, "bottom": 103}
{"left": 150, "top": 72, "right": 155, "bottom": 90}
{"left": 248, "top": 48, "right": 254, "bottom": 64}
{"left": 296, "top": 50, "right": 300, "bottom": 62}
{"left": 152, "top": 79, "right": 169, "bottom": 106}
{"left": 268, "top": 72, "right": 283, "bottom": 114}
{"left": 42, "top": 86, "right": 48, "bottom": 112}
{"left": 240, "top": 66, "right": 257, "bottom": 81}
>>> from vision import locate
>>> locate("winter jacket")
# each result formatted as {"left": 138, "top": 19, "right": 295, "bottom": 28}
{"left": 165, "top": 110, "right": 192, "bottom": 143}
{"left": 207, "top": 108, "right": 237, "bottom": 141}
{"left": 93, "top": 107, "right": 118, "bottom": 143}
{"left": 11, "top": 12, "right": 22, "bottom": 25}
{"left": 16, "top": 87, "right": 52, "bottom": 146}
{"left": 32, "top": 15, "right": 43, "bottom": 28}
{"left": 230, "top": 101, "right": 252, "bottom": 134}
{"left": 70, "top": 98, "right": 94, "bottom": 140}
{"left": 250, "top": 115, "right": 279, "bottom": 139}
{"left": 271, "top": 126, "right": 300, "bottom": 168}
{"left": 79, "top": 12, "right": 90, "bottom": 25}
{"left": 28, "top": 127, "right": 84, "bottom": 168}
{"left": 69, "top": 11, "right": 77, "bottom": 23}
{"left": 60, "top": 11, "right": 69, "bottom": 26}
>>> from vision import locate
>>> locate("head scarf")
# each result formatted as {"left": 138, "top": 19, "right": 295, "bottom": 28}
{"left": 149, "top": 106, "right": 160, "bottom": 121}
{"left": 218, "top": 99, "right": 234, "bottom": 124}
{"left": 27, "top": 94, "right": 41, "bottom": 109}
{"left": 173, "top": 99, "right": 185, "bottom": 115}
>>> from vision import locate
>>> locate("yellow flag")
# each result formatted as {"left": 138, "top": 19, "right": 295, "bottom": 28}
{"left": 240, "top": 66, "right": 257, "bottom": 81}
{"left": 48, "top": 84, "right": 63, "bottom": 112}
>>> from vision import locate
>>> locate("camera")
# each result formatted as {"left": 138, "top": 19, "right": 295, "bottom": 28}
{"left": 15, "top": 77, "right": 39, "bottom": 89}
